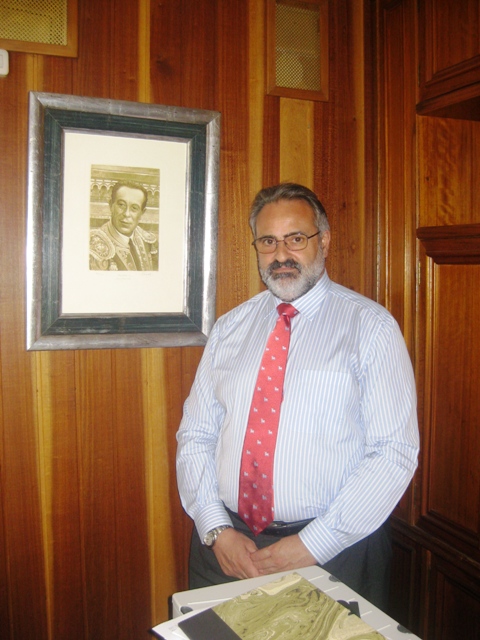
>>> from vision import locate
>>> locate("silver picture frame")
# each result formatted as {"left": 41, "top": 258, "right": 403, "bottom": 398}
{"left": 26, "top": 92, "right": 220, "bottom": 350}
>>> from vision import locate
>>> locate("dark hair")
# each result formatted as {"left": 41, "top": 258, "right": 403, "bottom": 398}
{"left": 110, "top": 181, "right": 148, "bottom": 210}
{"left": 249, "top": 183, "right": 329, "bottom": 236}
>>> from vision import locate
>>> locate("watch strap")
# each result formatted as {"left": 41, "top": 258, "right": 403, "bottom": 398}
{"left": 203, "top": 525, "right": 232, "bottom": 548}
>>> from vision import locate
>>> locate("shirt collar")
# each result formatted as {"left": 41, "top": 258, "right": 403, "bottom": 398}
{"left": 107, "top": 221, "right": 131, "bottom": 247}
{"left": 269, "top": 270, "right": 331, "bottom": 320}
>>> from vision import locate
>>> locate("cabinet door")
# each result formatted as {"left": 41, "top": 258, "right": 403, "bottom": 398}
{"left": 418, "top": 0, "right": 480, "bottom": 118}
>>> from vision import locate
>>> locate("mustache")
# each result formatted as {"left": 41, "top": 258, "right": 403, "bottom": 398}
{"left": 266, "top": 259, "right": 301, "bottom": 275}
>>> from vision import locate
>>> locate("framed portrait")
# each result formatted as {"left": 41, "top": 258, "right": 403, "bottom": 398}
{"left": 26, "top": 92, "right": 221, "bottom": 350}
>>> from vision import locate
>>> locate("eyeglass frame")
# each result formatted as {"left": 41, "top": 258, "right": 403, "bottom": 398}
{"left": 251, "top": 230, "right": 321, "bottom": 254}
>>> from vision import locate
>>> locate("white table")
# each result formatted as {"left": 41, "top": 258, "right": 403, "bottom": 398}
{"left": 151, "top": 565, "right": 421, "bottom": 640}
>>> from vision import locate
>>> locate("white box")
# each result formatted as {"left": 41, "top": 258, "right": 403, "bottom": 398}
{"left": 0, "top": 50, "right": 9, "bottom": 77}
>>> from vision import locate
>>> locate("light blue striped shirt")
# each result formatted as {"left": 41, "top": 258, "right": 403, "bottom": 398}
{"left": 176, "top": 271, "right": 419, "bottom": 564}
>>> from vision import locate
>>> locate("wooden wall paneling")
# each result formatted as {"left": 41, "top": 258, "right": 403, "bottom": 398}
{"left": 112, "top": 350, "right": 151, "bottom": 638}
{"left": 262, "top": 95, "right": 281, "bottom": 187}
{"left": 313, "top": 0, "right": 374, "bottom": 297}
{"left": 376, "top": 3, "right": 422, "bottom": 628}
{"left": 248, "top": 0, "right": 266, "bottom": 203}
{"left": 74, "top": 0, "right": 117, "bottom": 99}
{"left": 376, "top": 1, "right": 419, "bottom": 549}
{"left": 359, "top": 0, "right": 377, "bottom": 303}
{"left": 389, "top": 524, "right": 422, "bottom": 632}
{"left": 75, "top": 351, "right": 119, "bottom": 639}
{"left": 143, "top": 347, "right": 193, "bottom": 624}
{"left": 426, "top": 0, "right": 480, "bottom": 76}
{"left": 413, "top": 236, "right": 432, "bottom": 638}
{"left": 429, "top": 555, "right": 480, "bottom": 640}
{"left": 378, "top": 0, "right": 417, "bottom": 350}
{"left": 418, "top": 0, "right": 480, "bottom": 106}
{"left": 248, "top": 0, "right": 266, "bottom": 298}
{"left": 111, "top": 0, "right": 141, "bottom": 101}
{"left": 418, "top": 117, "right": 480, "bottom": 228}
{"left": 0, "top": 54, "right": 48, "bottom": 640}
{"left": 149, "top": 0, "right": 183, "bottom": 106}
{"left": 419, "top": 262, "right": 480, "bottom": 560}
{"left": 279, "top": 98, "right": 314, "bottom": 186}
{"left": 0, "top": 359, "right": 8, "bottom": 635}
{"left": 41, "top": 55, "right": 75, "bottom": 95}
{"left": 35, "top": 351, "right": 84, "bottom": 640}
{"left": 215, "top": 0, "right": 251, "bottom": 316}
{"left": 415, "top": 227, "right": 480, "bottom": 637}
{"left": 143, "top": 349, "right": 170, "bottom": 624}
{"left": 149, "top": 0, "right": 217, "bottom": 110}
{"left": 138, "top": 0, "right": 151, "bottom": 103}
{"left": 171, "top": 347, "right": 205, "bottom": 586}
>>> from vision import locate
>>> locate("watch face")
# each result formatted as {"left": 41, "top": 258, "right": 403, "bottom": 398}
{"left": 204, "top": 530, "right": 216, "bottom": 547}
{"left": 204, "top": 525, "right": 231, "bottom": 548}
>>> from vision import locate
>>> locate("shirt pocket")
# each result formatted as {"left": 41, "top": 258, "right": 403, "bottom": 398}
{"left": 283, "top": 369, "right": 360, "bottom": 438}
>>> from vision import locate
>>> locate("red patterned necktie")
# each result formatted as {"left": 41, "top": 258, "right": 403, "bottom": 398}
{"left": 238, "top": 303, "right": 298, "bottom": 534}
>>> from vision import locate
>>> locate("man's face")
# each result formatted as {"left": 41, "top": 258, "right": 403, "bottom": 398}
{"left": 110, "top": 186, "right": 146, "bottom": 237}
{"left": 254, "top": 199, "right": 330, "bottom": 302}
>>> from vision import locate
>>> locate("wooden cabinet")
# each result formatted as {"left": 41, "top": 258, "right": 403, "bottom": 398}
{"left": 417, "top": 0, "right": 480, "bottom": 119}
{"left": 378, "top": 1, "right": 480, "bottom": 637}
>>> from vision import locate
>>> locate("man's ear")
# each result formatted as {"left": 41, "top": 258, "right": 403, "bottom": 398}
{"left": 321, "top": 230, "right": 331, "bottom": 258}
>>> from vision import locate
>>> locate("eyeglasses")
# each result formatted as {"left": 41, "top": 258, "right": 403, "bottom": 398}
{"left": 252, "top": 231, "right": 321, "bottom": 254}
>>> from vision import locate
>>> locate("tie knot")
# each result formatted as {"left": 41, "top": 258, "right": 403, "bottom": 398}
{"left": 277, "top": 303, "right": 298, "bottom": 319}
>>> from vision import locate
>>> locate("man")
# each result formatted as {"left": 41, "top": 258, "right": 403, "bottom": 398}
{"left": 89, "top": 180, "right": 158, "bottom": 270}
{"left": 176, "top": 183, "right": 419, "bottom": 610}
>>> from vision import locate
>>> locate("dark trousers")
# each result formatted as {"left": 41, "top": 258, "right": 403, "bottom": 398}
{"left": 189, "top": 513, "right": 392, "bottom": 612}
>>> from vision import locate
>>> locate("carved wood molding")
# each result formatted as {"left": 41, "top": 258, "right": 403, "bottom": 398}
{"left": 391, "top": 517, "right": 480, "bottom": 575}
{"left": 417, "top": 223, "right": 480, "bottom": 264}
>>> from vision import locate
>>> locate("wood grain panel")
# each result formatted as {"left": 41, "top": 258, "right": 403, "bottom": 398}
{"left": 35, "top": 351, "right": 84, "bottom": 640}
{"left": 111, "top": 0, "right": 140, "bottom": 101}
{"left": 313, "top": 0, "right": 375, "bottom": 299}
{"left": 429, "top": 555, "right": 480, "bottom": 640}
{"left": 262, "top": 95, "right": 281, "bottom": 187}
{"left": 418, "top": 117, "right": 480, "bottom": 228}
{"left": 422, "top": 264, "right": 480, "bottom": 555}
{"left": 419, "top": 0, "right": 480, "bottom": 105}
{"left": 425, "top": 0, "right": 480, "bottom": 76}
{"left": 378, "top": 0, "right": 417, "bottom": 347}
{"left": 389, "top": 523, "right": 421, "bottom": 633}
{"left": 75, "top": 351, "right": 119, "bottom": 639}
{"left": 41, "top": 55, "right": 75, "bottom": 95}
{"left": 279, "top": 98, "right": 314, "bottom": 186}
{"left": 377, "top": 0, "right": 418, "bottom": 532}
{"left": 215, "top": 0, "right": 251, "bottom": 316}
{"left": 112, "top": 350, "right": 151, "bottom": 638}
{"left": 248, "top": 0, "right": 266, "bottom": 298}
{"left": 150, "top": 0, "right": 217, "bottom": 110}
{"left": 0, "top": 53, "right": 48, "bottom": 640}
{"left": 0, "top": 357, "right": 8, "bottom": 634}
{"left": 75, "top": 0, "right": 116, "bottom": 99}
{"left": 143, "top": 348, "right": 192, "bottom": 623}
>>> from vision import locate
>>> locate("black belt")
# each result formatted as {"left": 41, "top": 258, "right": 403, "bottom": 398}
{"left": 226, "top": 508, "right": 314, "bottom": 537}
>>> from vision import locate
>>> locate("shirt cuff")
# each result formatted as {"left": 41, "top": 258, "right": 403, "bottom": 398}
{"left": 195, "top": 502, "right": 234, "bottom": 544}
{"left": 298, "top": 517, "right": 345, "bottom": 565}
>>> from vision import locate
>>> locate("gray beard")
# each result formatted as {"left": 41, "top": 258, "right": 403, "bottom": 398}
{"left": 259, "top": 252, "right": 325, "bottom": 302}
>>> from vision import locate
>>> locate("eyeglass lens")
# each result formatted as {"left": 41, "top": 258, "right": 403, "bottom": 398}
{"left": 253, "top": 232, "right": 319, "bottom": 253}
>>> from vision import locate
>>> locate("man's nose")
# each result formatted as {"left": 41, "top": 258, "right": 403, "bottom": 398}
{"left": 273, "top": 239, "right": 293, "bottom": 261}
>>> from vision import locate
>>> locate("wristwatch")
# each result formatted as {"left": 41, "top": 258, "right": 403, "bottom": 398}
{"left": 203, "top": 525, "right": 232, "bottom": 549}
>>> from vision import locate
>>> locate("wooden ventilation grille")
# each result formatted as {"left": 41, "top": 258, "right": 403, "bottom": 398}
{"left": 0, "top": 0, "right": 77, "bottom": 57}
{"left": 266, "top": 0, "right": 328, "bottom": 102}
{"left": 276, "top": 1, "right": 321, "bottom": 91}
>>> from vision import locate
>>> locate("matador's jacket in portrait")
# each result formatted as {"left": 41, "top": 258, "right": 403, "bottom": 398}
{"left": 89, "top": 220, "right": 158, "bottom": 271}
